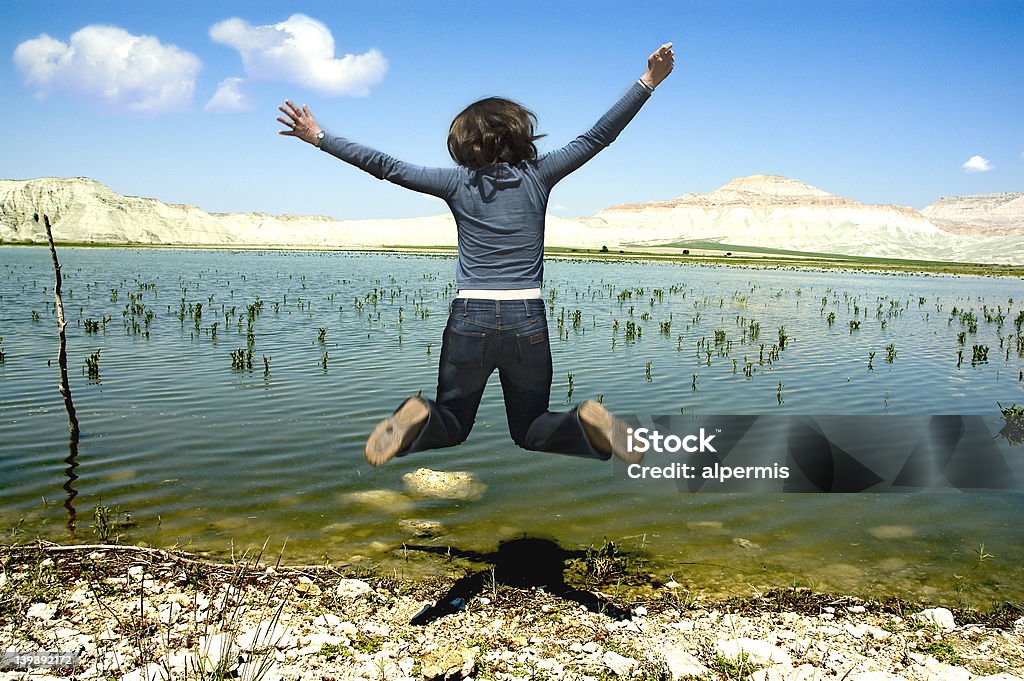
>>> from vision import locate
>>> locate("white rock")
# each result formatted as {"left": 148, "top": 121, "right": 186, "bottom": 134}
{"left": 915, "top": 607, "right": 956, "bottom": 630}
{"left": 335, "top": 578, "right": 374, "bottom": 599}
{"left": 402, "top": 468, "right": 487, "bottom": 501}
{"left": 316, "top": 612, "right": 342, "bottom": 629}
{"left": 120, "top": 663, "right": 167, "bottom": 681}
{"left": 714, "top": 638, "right": 792, "bottom": 667}
{"left": 976, "top": 675, "right": 1024, "bottom": 681}
{"left": 911, "top": 657, "right": 972, "bottom": 681}
{"left": 633, "top": 605, "right": 648, "bottom": 617}
{"left": 158, "top": 601, "right": 182, "bottom": 625}
{"left": 661, "top": 648, "right": 708, "bottom": 679}
{"left": 237, "top": 620, "right": 291, "bottom": 652}
{"left": 849, "top": 674, "right": 910, "bottom": 681}
{"left": 751, "top": 664, "right": 826, "bottom": 681}
{"left": 128, "top": 565, "right": 144, "bottom": 580}
{"left": 199, "top": 632, "right": 237, "bottom": 673}
{"left": 582, "top": 641, "right": 601, "bottom": 654}
{"left": 602, "top": 650, "right": 637, "bottom": 676}
{"left": 26, "top": 602, "right": 58, "bottom": 620}
{"left": 339, "top": 489, "right": 414, "bottom": 512}
{"left": 569, "top": 642, "right": 584, "bottom": 653}
{"left": 866, "top": 625, "right": 892, "bottom": 640}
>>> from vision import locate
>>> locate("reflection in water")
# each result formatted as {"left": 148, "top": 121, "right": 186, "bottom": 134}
{"left": 407, "top": 537, "right": 631, "bottom": 625}
{"left": 63, "top": 432, "right": 80, "bottom": 533}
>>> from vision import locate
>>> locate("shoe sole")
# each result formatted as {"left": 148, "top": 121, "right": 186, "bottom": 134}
{"left": 365, "top": 397, "right": 429, "bottom": 466}
{"left": 579, "top": 400, "right": 640, "bottom": 464}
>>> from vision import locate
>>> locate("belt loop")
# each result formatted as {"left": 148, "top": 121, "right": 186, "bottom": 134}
{"left": 494, "top": 298, "right": 500, "bottom": 318}
{"left": 523, "top": 299, "right": 531, "bottom": 317}
{"left": 461, "top": 298, "right": 468, "bottom": 317}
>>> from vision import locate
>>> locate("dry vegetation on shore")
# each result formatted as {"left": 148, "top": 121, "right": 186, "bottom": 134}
{"left": 2, "top": 542, "right": 1022, "bottom": 681}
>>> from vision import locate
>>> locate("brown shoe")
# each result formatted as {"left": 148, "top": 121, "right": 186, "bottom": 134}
{"left": 579, "top": 400, "right": 639, "bottom": 464}
{"left": 365, "top": 395, "right": 429, "bottom": 466}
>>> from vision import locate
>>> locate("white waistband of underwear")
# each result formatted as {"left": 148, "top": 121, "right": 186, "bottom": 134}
{"left": 456, "top": 288, "right": 542, "bottom": 300}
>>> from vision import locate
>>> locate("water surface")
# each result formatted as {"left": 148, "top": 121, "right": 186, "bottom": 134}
{"left": 1, "top": 247, "right": 1021, "bottom": 604}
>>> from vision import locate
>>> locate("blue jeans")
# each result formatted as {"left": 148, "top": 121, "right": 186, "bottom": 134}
{"left": 403, "top": 298, "right": 607, "bottom": 459}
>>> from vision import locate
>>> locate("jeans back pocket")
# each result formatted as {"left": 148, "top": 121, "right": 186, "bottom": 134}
{"left": 446, "top": 327, "right": 488, "bottom": 368}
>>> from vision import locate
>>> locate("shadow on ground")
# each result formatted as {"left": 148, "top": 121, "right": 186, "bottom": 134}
{"left": 404, "top": 536, "right": 632, "bottom": 625}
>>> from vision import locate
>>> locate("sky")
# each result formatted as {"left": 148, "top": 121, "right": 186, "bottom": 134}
{"left": 1, "top": 0, "right": 1022, "bottom": 220}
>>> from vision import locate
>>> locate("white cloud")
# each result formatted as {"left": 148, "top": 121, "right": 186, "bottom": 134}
{"left": 209, "top": 14, "right": 386, "bottom": 97}
{"left": 205, "top": 76, "right": 250, "bottom": 112}
{"left": 13, "top": 25, "right": 201, "bottom": 114}
{"left": 962, "top": 155, "right": 993, "bottom": 173}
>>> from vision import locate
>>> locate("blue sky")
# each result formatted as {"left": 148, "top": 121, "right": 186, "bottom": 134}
{"left": 2, "top": 1, "right": 1021, "bottom": 219}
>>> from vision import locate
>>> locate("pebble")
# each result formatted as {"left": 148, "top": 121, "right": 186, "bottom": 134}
{"left": 335, "top": 578, "right": 374, "bottom": 599}
{"left": 602, "top": 650, "right": 637, "bottom": 676}
{"left": 715, "top": 637, "right": 793, "bottom": 666}
{"left": 26, "top": 602, "right": 58, "bottom": 620}
{"left": 662, "top": 648, "right": 708, "bottom": 679}
{"left": 915, "top": 607, "right": 956, "bottom": 630}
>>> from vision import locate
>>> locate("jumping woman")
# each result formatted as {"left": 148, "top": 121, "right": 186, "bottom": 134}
{"left": 278, "top": 43, "right": 675, "bottom": 466}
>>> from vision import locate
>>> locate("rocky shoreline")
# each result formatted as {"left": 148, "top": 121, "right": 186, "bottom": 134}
{"left": 1, "top": 543, "right": 1022, "bottom": 681}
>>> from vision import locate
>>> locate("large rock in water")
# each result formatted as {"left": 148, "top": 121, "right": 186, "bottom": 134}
{"left": 402, "top": 468, "right": 486, "bottom": 501}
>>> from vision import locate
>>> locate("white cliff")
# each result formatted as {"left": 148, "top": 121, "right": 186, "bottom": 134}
{"left": 921, "top": 192, "right": 1024, "bottom": 237}
{"left": 2, "top": 175, "right": 1022, "bottom": 265}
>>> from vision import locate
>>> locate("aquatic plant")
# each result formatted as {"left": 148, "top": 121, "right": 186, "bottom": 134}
{"left": 317, "top": 327, "right": 327, "bottom": 344}
{"left": 849, "top": 320, "right": 860, "bottom": 333}
{"left": 566, "top": 371, "right": 575, "bottom": 402}
{"left": 91, "top": 501, "right": 130, "bottom": 543}
{"left": 971, "top": 345, "right": 989, "bottom": 364}
{"left": 84, "top": 318, "right": 100, "bottom": 333}
{"left": 645, "top": 361, "right": 653, "bottom": 382}
{"left": 997, "top": 403, "right": 1023, "bottom": 446}
{"left": 84, "top": 350, "right": 101, "bottom": 380}
{"left": 826, "top": 312, "right": 835, "bottom": 326}
{"left": 885, "top": 344, "right": 897, "bottom": 364}
{"left": 778, "top": 326, "right": 788, "bottom": 350}
{"left": 868, "top": 351, "right": 875, "bottom": 370}
{"left": 31, "top": 310, "right": 40, "bottom": 322}
{"left": 230, "top": 348, "right": 253, "bottom": 370}
{"left": 777, "top": 382, "right": 784, "bottom": 405}
{"left": 263, "top": 355, "right": 271, "bottom": 377}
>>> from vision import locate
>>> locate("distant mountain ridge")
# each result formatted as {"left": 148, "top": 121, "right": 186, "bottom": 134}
{"left": 1, "top": 175, "right": 1021, "bottom": 265}
{"left": 921, "top": 192, "right": 1024, "bottom": 237}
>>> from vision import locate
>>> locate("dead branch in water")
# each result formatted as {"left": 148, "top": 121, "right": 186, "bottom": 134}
{"left": 44, "top": 215, "right": 80, "bottom": 437}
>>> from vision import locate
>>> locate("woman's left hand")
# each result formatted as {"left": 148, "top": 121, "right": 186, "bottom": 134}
{"left": 277, "top": 100, "right": 323, "bottom": 146}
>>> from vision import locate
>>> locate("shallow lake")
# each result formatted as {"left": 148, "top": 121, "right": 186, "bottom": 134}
{"left": 1, "top": 247, "right": 1022, "bottom": 605}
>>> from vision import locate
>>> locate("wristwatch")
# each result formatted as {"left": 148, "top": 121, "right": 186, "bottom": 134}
{"left": 315, "top": 130, "right": 325, "bottom": 147}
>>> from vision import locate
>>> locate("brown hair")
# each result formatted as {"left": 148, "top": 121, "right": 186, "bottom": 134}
{"left": 447, "top": 97, "right": 545, "bottom": 169}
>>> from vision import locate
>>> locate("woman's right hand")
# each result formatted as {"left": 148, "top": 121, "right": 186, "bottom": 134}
{"left": 277, "top": 100, "right": 324, "bottom": 146}
{"left": 641, "top": 43, "right": 675, "bottom": 90}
